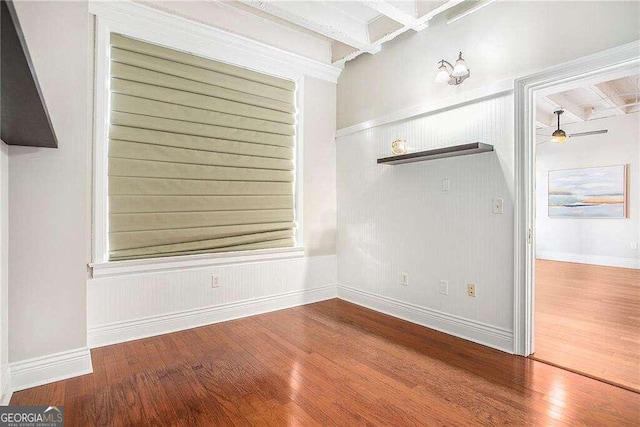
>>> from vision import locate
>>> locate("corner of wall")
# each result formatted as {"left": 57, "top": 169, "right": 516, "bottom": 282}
{"left": 0, "top": 141, "right": 10, "bottom": 404}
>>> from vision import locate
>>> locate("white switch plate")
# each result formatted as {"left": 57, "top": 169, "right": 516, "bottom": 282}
{"left": 211, "top": 275, "right": 220, "bottom": 288}
{"left": 492, "top": 198, "right": 504, "bottom": 214}
{"left": 439, "top": 280, "right": 448, "bottom": 295}
{"left": 631, "top": 242, "right": 638, "bottom": 250}
{"left": 400, "top": 273, "right": 409, "bottom": 286}
{"left": 441, "top": 178, "right": 450, "bottom": 192}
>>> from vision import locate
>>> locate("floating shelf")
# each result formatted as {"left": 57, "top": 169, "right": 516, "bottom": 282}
{"left": 1, "top": 1, "right": 58, "bottom": 148}
{"left": 377, "top": 142, "right": 493, "bottom": 165}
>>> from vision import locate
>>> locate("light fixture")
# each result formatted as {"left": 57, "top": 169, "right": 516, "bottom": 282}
{"left": 550, "top": 110, "right": 567, "bottom": 143}
{"left": 451, "top": 52, "right": 468, "bottom": 77}
{"left": 435, "top": 52, "right": 470, "bottom": 85}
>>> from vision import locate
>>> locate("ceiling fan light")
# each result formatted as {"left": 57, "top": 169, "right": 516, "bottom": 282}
{"left": 435, "top": 64, "right": 450, "bottom": 83}
{"left": 550, "top": 129, "right": 567, "bottom": 143}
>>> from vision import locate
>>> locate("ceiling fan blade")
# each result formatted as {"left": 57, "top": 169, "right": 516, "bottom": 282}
{"left": 569, "top": 129, "right": 608, "bottom": 138}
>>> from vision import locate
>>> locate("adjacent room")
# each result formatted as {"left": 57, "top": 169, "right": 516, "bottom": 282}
{"left": 0, "top": 0, "right": 638, "bottom": 425}
{"left": 533, "top": 73, "right": 640, "bottom": 392}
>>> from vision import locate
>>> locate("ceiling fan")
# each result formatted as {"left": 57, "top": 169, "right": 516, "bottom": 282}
{"left": 537, "top": 109, "right": 608, "bottom": 144}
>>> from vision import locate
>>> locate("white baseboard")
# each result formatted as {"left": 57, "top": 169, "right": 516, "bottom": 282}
{"left": 537, "top": 251, "right": 640, "bottom": 269}
{"left": 88, "top": 284, "right": 337, "bottom": 348}
{"left": 337, "top": 284, "right": 514, "bottom": 353}
{"left": 0, "top": 391, "right": 11, "bottom": 406}
{"left": 9, "top": 348, "right": 93, "bottom": 392}
{"left": 0, "top": 364, "right": 11, "bottom": 405}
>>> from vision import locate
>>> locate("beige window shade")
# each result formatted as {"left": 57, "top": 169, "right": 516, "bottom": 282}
{"left": 107, "top": 34, "right": 296, "bottom": 261}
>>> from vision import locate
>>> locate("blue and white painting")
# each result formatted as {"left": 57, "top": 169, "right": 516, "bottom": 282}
{"left": 548, "top": 165, "right": 626, "bottom": 218}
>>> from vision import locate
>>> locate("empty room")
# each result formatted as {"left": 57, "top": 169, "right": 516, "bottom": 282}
{"left": 0, "top": 0, "right": 638, "bottom": 426}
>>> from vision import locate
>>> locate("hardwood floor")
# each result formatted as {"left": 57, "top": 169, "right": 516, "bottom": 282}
{"left": 12, "top": 299, "right": 640, "bottom": 426}
{"left": 534, "top": 259, "right": 640, "bottom": 392}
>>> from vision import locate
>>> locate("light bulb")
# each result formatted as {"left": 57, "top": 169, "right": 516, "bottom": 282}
{"left": 435, "top": 64, "right": 450, "bottom": 83}
{"left": 550, "top": 129, "right": 567, "bottom": 143}
{"left": 451, "top": 57, "right": 468, "bottom": 77}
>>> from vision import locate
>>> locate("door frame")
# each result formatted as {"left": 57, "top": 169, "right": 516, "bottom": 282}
{"left": 513, "top": 40, "right": 640, "bottom": 356}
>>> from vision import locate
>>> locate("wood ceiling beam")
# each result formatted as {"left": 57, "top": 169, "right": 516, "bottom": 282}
{"left": 334, "top": 0, "right": 465, "bottom": 65}
{"left": 544, "top": 93, "right": 586, "bottom": 123}
{"left": 359, "top": 1, "right": 426, "bottom": 30}
{"left": 237, "top": 0, "right": 370, "bottom": 49}
{"left": 590, "top": 82, "right": 627, "bottom": 116}
{"left": 447, "top": 0, "right": 497, "bottom": 25}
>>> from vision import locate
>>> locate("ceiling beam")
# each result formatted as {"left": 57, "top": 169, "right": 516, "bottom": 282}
{"left": 237, "top": 0, "right": 370, "bottom": 49}
{"left": 359, "top": 1, "right": 426, "bottom": 30}
{"left": 590, "top": 82, "right": 627, "bottom": 116}
{"left": 447, "top": 0, "right": 497, "bottom": 25}
{"left": 334, "top": 0, "right": 465, "bottom": 65}
{"left": 535, "top": 107, "right": 553, "bottom": 128}
{"left": 544, "top": 93, "right": 586, "bottom": 123}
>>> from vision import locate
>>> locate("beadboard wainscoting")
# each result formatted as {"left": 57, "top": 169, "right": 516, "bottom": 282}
{"left": 88, "top": 255, "right": 337, "bottom": 347}
{"left": 336, "top": 93, "right": 515, "bottom": 351}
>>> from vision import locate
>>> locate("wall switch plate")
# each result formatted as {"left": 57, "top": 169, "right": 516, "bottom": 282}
{"left": 492, "top": 198, "right": 504, "bottom": 214}
{"left": 400, "top": 273, "right": 409, "bottom": 286}
{"left": 631, "top": 242, "right": 638, "bottom": 250}
{"left": 441, "top": 178, "right": 450, "bottom": 193}
{"left": 467, "top": 283, "right": 476, "bottom": 297}
{"left": 439, "top": 280, "right": 448, "bottom": 295}
{"left": 211, "top": 275, "right": 220, "bottom": 288}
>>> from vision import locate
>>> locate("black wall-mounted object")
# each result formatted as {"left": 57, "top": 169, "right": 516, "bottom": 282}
{"left": 1, "top": 0, "right": 58, "bottom": 148}
{"left": 377, "top": 142, "right": 494, "bottom": 165}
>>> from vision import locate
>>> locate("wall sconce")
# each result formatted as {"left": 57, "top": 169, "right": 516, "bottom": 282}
{"left": 435, "top": 52, "right": 470, "bottom": 85}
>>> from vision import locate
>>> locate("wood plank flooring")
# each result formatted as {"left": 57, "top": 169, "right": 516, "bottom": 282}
{"left": 534, "top": 259, "right": 640, "bottom": 392}
{"left": 11, "top": 299, "right": 640, "bottom": 426}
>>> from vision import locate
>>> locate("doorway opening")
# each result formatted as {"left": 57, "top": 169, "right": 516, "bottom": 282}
{"left": 513, "top": 41, "right": 640, "bottom": 393}
{"left": 531, "top": 72, "right": 640, "bottom": 392}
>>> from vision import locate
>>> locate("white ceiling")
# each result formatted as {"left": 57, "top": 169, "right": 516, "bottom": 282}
{"left": 220, "top": 0, "right": 498, "bottom": 64}
{"left": 537, "top": 74, "right": 640, "bottom": 130}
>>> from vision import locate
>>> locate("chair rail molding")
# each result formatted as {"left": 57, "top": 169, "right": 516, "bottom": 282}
{"left": 336, "top": 78, "right": 514, "bottom": 137}
{"left": 513, "top": 39, "right": 640, "bottom": 356}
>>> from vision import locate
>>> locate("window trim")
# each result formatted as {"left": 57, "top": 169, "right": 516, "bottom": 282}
{"left": 89, "top": 2, "right": 339, "bottom": 273}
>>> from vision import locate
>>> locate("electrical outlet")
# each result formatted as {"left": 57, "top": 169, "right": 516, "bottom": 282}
{"left": 441, "top": 178, "right": 450, "bottom": 193}
{"left": 467, "top": 283, "right": 476, "bottom": 297}
{"left": 439, "top": 280, "right": 448, "bottom": 295}
{"left": 492, "top": 198, "right": 504, "bottom": 214}
{"left": 400, "top": 273, "right": 409, "bottom": 286}
{"left": 631, "top": 242, "right": 638, "bottom": 250}
{"left": 211, "top": 275, "right": 220, "bottom": 288}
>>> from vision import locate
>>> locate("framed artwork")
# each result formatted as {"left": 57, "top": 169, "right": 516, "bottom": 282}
{"left": 548, "top": 165, "right": 627, "bottom": 218}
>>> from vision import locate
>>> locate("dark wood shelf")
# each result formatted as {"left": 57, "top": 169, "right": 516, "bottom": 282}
{"left": 1, "top": 1, "right": 58, "bottom": 148}
{"left": 377, "top": 142, "right": 493, "bottom": 165}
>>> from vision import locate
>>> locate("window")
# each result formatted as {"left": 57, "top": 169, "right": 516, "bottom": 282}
{"left": 106, "top": 34, "right": 297, "bottom": 261}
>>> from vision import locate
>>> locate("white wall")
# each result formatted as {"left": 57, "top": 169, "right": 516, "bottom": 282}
{"left": 8, "top": 0, "right": 90, "bottom": 363}
{"left": 335, "top": 1, "right": 640, "bottom": 351}
{"left": 536, "top": 113, "right": 640, "bottom": 268}
{"left": 336, "top": 94, "right": 515, "bottom": 351}
{"left": 337, "top": 1, "right": 640, "bottom": 128}
{"left": 0, "top": 141, "right": 10, "bottom": 401}
{"left": 303, "top": 77, "right": 337, "bottom": 256}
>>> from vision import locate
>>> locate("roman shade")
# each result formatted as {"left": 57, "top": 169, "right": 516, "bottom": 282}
{"left": 107, "top": 34, "right": 297, "bottom": 261}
